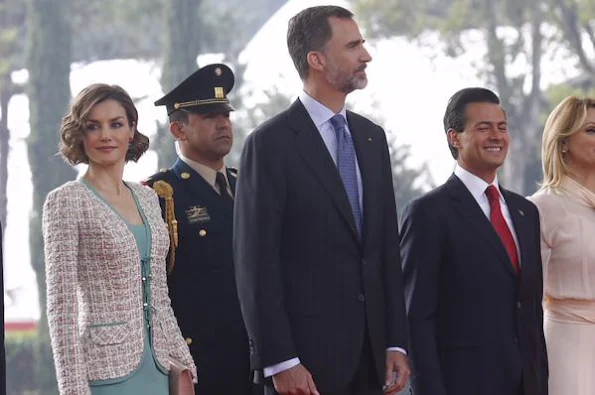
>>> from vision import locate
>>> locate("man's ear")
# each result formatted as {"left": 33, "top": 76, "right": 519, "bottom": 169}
{"left": 170, "top": 121, "right": 185, "bottom": 141}
{"left": 306, "top": 50, "right": 325, "bottom": 73}
{"left": 447, "top": 129, "right": 461, "bottom": 148}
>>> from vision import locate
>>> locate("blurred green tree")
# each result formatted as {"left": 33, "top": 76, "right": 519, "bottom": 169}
{"left": 354, "top": 0, "right": 595, "bottom": 194}
{"left": 25, "top": 0, "right": 74, "bottom": 393}
{"left": 153, "top": 0, "right": 288, "bottom": 168}
{"left": 153, "top": 0, "right": 203, "bottom": 169}
{"left": 0, "top": 0, "right": 25, "bottom": 235}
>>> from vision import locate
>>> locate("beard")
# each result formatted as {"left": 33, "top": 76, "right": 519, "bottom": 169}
{"left": 325, "top": 59, "right": 368, "bottom": 93}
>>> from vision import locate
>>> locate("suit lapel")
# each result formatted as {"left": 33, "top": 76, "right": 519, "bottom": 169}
{"left": 348, "top": 111, "right": 377, "bottom": 251}
{"left": 289, "top": 100, "right": 360, "bottom": 242}
{"left": 446, "top": 175, "right": 517, "bottom": 277}
{"left": 502, "top": 189, "right": 529, "bottom": 275}
{"left": 227, "top": 169, "right": 237, "bottom": 197}
{"left": 172, "top": 159, "right": 233, "bottom": 219}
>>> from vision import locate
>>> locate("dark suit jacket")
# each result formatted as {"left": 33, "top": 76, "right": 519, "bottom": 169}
{"left": 400, "top": 175, "right": 548, "bottom": 395}
{"left": 1, "top": 223, "right": 5, "bottom": 395}
{"left": 145, "top": 160, "right": 253, "bottom": 394}
{"left": 233, "top": 99, "right": 408, "bottom": 392}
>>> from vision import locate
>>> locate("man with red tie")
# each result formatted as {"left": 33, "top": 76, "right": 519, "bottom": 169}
{"left": 400, "top": 88, "right": 548, "bottom": 395}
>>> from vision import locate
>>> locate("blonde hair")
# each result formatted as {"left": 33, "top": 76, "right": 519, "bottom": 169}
{"left": 60, "top": 83, "right": 149, "bottom": 165}
{"left": 541, "top": 95, "right": 595, "bottom": 188}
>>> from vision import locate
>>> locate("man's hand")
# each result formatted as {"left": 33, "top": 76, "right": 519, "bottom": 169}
{"left": 273, "top": 364, "right": 319, "bottom": 395}
{"left": 383, "top": 351, "right": 410, "bottom": 394}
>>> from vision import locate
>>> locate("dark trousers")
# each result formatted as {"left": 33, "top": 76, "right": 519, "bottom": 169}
{"left": 264, "top": 335, "right": 382, "bottom": 395}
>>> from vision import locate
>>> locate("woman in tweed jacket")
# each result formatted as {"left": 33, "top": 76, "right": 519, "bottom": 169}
{"left": 42, "top": 84, "right": 196, "bottom": 395}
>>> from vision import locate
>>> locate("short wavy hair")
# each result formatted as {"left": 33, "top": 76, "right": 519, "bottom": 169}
{"left": 59, "top": 83, "right": 149, "bottom": 165}
{"left": 541, "top": 95, "right": 595, "bottom": 188}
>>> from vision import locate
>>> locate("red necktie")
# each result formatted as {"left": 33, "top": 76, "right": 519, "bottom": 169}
{"left": 485, "top": 185, "right": 520, "bottom": 274}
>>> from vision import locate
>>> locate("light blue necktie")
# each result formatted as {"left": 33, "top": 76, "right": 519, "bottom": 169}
{"left": 330, "top": 114, "right": 362, "bottom": 236}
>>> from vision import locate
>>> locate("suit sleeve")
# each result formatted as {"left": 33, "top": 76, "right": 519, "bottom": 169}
{"left": 233, "top": 129, "right": 296, "bottom": 370}
{"left": 400, "top": 199, "right": 447, "bottom": 395}
{"left": 43, "top": 189, "right": 90, "bottom": 395}
{"left": 380, "top": 129, "right": 408, "bottom": 350}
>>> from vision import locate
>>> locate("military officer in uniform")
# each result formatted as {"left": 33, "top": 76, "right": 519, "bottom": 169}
{"left": 144, "top": 63, "right": 253, "bottom": 395}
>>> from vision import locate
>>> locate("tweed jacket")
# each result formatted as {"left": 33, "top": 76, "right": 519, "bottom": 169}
{"left": 42, "top": 180, "right": 196, "bottom": 395}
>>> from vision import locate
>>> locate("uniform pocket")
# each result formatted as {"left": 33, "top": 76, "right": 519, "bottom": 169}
{"left": 89, "top": 322, "right": 129, "bottom": 345}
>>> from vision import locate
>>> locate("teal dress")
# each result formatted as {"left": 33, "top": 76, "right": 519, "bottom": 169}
{"left": 84, "top": 181, "right": 169, "bottom": 395}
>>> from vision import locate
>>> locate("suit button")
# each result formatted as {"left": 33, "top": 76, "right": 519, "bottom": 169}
{"left": 185, "top": 337, "right": 193, "bottom": 345}
{"left": 199, "top": 229, "right": 207, "bottom": 237}
{"left": 513, "top": 337, "right": 519, "bottom": 344}
{"left": 362, "top": 259, "right": 367, "bottom": 265}
{"left": 357, "top": 294, "right": 365, "bottom": 302}
{"left": 517, "top": 301, "right": 522, "bottom": 308}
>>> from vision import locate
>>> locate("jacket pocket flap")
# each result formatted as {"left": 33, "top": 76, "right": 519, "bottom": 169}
{"left": 89, "top": 322, "right": 128, "bottom": 345}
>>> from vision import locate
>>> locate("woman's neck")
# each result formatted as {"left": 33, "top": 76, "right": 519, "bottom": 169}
{"left": 567, "top": 167, "right": 595, "bottom": 194}
{"left": 83, "top": 164, "right": 126, "bottom": 196}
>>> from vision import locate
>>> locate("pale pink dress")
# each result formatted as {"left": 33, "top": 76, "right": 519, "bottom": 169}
{"left": 530, "top": 176, "right": 595, "bottom": 395}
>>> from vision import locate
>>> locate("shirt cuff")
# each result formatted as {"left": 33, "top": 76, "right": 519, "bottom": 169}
{"left": 387, "top": 347, "right": 407, "bottom": 355}
{"left": 263, "top": 358, "right": 301, "bottom": 377}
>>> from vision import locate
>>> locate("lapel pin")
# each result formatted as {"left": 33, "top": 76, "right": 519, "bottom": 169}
{"left": 518, "top": 209, "right": 524, "bottom": 216}
{"left": 181, "top": 172, "right": 190, "bottom": 179}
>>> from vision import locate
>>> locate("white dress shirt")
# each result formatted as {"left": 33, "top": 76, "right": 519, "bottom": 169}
{"left": 179, "top": 155, "right": 232, "bottom": 197}
{"left": 298, "top": 91, "right": 363, "bottom": 211}
{"left": 263, "top": 92, "right": 405, "bottom": 378}
{"left": 454, "top": 164, "right": 521, "bottom": 260}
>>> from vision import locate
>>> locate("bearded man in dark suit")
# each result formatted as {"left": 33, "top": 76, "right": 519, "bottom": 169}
{"left": 233, "top": 5, "right": 410, "bottom": 395}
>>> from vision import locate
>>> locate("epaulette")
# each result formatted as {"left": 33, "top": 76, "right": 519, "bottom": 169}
{"left": 141, "top": 168, "right": 171, "bottom": 187}
{"left": 149, "top": 177, "right": 179, "bottom": 275}
{"left": 228, "top": 167, "right": 238, "bottom": 178}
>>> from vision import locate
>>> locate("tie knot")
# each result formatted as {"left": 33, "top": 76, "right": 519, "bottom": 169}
{"left": 329, "top": 114, "right": 347, "bottom": 131}
{"left": 485, "top": 185, "right": 499, "bottom": 203}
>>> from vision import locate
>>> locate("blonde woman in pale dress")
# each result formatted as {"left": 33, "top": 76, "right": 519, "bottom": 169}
{"left": 530, "top": 96, "right": 595, "bottom": 395}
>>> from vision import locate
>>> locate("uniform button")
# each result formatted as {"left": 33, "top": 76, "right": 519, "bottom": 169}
{"left": 357, "top": 294, "right": 365, "bottom": 302}
{"left": 185, "top": 337, "right": 193, "bottom": 345}
{"left": 513, "top": 337, "right": 519, "bottom": 343}
{"left": 199, "top": 229, "right": 207, "bottom": 237}
{"left": 142, "top": 277, "right": 146, "bottom": 282}
{"left": 517, "top": 301, "right": 522, "bottom": 308}
{"left": 143, "top": 303, "right": 148, "bottom": 307}
{"left": 362, "top": 259, "right": 367, "bottom": 265}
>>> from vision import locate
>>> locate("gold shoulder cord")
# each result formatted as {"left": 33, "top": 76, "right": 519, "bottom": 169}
{"left": 152, "top": 180, "right": 178, "bottom": 274}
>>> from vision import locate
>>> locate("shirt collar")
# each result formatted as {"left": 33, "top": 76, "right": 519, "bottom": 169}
{"left": 179, "top": 155, "right": 227, "bottom": 188}
{"left": 299, "top": 90, "right": 347, "bottom": 128}
{"left": 454, "top": 163, "right": 502, "bottom": 201}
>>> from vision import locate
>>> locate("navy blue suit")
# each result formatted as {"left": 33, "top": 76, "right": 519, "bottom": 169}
{"left": 233, "top": 99, "right": 408, "bottom": 393}
{"left": 145, "top": 159, "right": 253, "bottom": 395}
{"left": 400, "top": 175, "right": 548, "bottom": 395}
